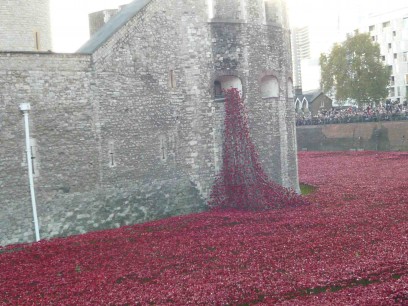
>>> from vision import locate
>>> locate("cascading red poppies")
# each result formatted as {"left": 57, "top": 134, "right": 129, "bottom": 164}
{"left": 208, "top": 88, "right": 308, "bottom": 211}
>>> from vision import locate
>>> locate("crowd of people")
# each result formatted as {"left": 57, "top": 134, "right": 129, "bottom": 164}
{"left": 296, "top": 100, "right": 408, "bottom": 126}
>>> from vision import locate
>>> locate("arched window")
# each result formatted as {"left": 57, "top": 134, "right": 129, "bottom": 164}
{"left": 287, "top": 78, "right": 294, "bottom": 98}
{"left": 214, "top": 75, "right": 243, "bottom": 100}
{"left": 302, "top": 97, "right": 309, "bottom": 112}
{"left": 295, "top": 98, "right": 301, "bottom": 112}
{"left": 260, "top": 75, "right": 279, "bottom": 98}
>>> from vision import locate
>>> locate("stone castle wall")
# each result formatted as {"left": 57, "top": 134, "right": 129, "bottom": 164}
{"left": 0, "top": 53, "right": 95, "bottom": 244}
{"left": 0, "top": 51, "right": 205, "bottom": 246}
{"left": 0, "top": 0, "right": 52, "bottom": 51}
{"left": 0, "top": 0, "right": 297, "bottom": 246}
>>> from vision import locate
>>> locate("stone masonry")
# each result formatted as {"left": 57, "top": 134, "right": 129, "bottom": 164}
{"left": 0, "top": 0, "right": 298, "bottom": 246}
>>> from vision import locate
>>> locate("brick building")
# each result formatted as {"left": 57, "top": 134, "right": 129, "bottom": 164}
{"left": 295, "top": 90, "right": 333, "bottom": 115}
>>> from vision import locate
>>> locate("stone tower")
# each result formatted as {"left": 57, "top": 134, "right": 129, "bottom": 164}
{"left": 210, "top": 0, "right": 298, "bottom": 190}
{"left": 0, "top": 0, "right": 52, "bottom": 51}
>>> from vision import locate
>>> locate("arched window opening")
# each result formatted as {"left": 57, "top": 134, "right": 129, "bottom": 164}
{"left": 287, "top": 78, "right": 294, "bottom": 98}
{"left": 214, "top": 75, "right": 243, "bottom": 100}
{"left": 260, "top": 75, "right": 279, "bottom": 98}
{"left": 302, "top": 98, "right": 309, "bottom": 112}
{"left": 295, "top": 98, "right": 301, "bottom": 113}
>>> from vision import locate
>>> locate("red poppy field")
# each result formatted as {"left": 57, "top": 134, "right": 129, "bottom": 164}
{"left": 1, "top": 151, "right": 408, "bottom": 305}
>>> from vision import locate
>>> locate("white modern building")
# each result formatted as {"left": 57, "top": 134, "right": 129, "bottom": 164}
{"left": 360, "top": 7, "right": 408, "bottom": 102}
{"left": 291, "top": 26, "right": 310, "bottom": 88}
{"left": 289, "top": 0, "right": 407, "bottom": 96}
{"left": 290, "top": 19, "right": 341, "bottom": 92}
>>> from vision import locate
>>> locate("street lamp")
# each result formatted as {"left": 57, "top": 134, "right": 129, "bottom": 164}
{"left": 19, "top": 103, "right": 40, "bottom": 242}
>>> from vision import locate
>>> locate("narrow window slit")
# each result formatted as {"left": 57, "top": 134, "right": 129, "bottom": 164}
{"left": 110, "top": 152, "right": 114, "bottom": 166}
{"left": 161, "top": 138, "right": 166, "bottom": 160}
{"left": 169, "top": 70, "right": 176, "bottom": 88}
{"left": 35, "top": 32, "right": 40, "bottom": 51}
{"left": 108, "top": 141, "right": 116, "bottom": 167}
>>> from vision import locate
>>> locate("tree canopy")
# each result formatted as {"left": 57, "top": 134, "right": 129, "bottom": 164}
{"left": 320, "top": 32, "right": 390, "bottom": 106}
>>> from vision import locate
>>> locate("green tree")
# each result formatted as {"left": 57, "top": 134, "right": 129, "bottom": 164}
{"left": 320, "top": 32, "right": 390, "bottom": 107}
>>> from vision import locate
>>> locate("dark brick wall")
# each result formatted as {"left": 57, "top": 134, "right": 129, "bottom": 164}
{"left": 297, "top": 121, "right": 408, "bottom": 151}
{"left": 309, "top": 95, "right": 333, "bottom": 116}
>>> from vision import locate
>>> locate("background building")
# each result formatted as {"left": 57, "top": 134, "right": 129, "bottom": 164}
{"left": 295, "top": 90, "right": 332, "bottom": 115}
{"left": 358, "top": 7, "right": 408, "bottom": 102}
{"left": 291, "top": 26, "right": 310, "bottom": 89}
{"left": 287, "top": 0, "right": 405, "bottom": 95}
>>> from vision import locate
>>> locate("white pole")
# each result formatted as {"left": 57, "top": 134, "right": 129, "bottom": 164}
{"left": 19, "top": 103, "right": 40, "bottom": 242}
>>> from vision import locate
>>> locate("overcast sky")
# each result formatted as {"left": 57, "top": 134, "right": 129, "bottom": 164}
{"left": 289, "top": 0, "right": 408, "bottom": 56}
{"left": 50, "top": 0, "right": 132, "bottom": 52}
{"left": 50, "top": 0, "right": 408, "bottom": 53}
